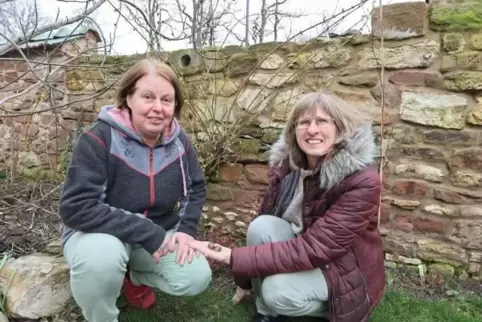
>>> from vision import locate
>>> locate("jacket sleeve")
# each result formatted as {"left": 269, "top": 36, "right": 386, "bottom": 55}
{"left": 59, "top": 125, "right": 166, "bottom": 254}
{"left": 230, "top": 172, "right": 381, "bottom": 279}
{"left": 175, "top": 134, "right": 207, "bottom": 237}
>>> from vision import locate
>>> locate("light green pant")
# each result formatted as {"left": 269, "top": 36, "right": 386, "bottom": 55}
{"left": 247, "top": 215, "right": 329, "bottom": 318}
{"left": 63, "top": 229, "right": 212, "bottom": 322}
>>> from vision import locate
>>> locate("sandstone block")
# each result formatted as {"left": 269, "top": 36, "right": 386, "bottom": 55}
{"left": 470, "top": 33, "right": 482, "bottom": 50}
{"left": 357, "top": 40, "right": 439, "bottom": 69}
{"left": 417, "top": 237, "right": 468, "bottom": 266}
{"left": 430, "top": 2, "right": 482, "bottom": 31}
{"left": 451, "top": 170, "right": 482, "bottom": 187}
{"left": 448, "top": 219, "right": 482, "bottom": 249}
{"left": 248, "top": 72, "right": 298, "bottom": 89}
{"left": 460, "top": 205, "right": 482, "bottom": 217}
{"left": 370, "top": 82, "right": 401, "bottom": 109}
{"left": 422, "top": 129, "right": 479, "bottom": 146}
{"left": 225, "top": 52, "right": 259, "bottom": 77}
{"left": 470, "top": 250, "right": 482, "bottom": 263}
{"left": 413, "top": 217, "right": 447, "bottom": 234}
{"left": 392, "top": 179, "right": 429, "bottom": 196}
{"left": 399, "top": 91, "right": 468, "bottom": 129}
{"left": 441, "top": 51, "right": 482, "bottom": 71}
{"left": 400, "top": 146, "right": 445, "bottom": 162}
{"left": 203, "top": 50, "right": 228, "bottom": 73}
{"left": 233, "top": 188, "right": 263, "bottom": 209}
{"left": 289, "top": 46, "right": 352, "bottom": 69}
{"left": 207, "top": 183, "right": 234, "bottom": 201}
{"left": 244, "top": 164, "right": 269, "bottom": 185}
{"left": 194, "top": 97, "right": 238, "bottom": 123}
{"left": 237, "top": 87, "right": 274, "bottom": 114}
{"left": 422, "top": 203, "right": 459, "bottom": 217}
{"left": 442, "top": 33, "right": 466, "bottom": 52}
{"left": 382, "top": 196, "right": 420, "bottom": 209}
{"left": 385, "top": 253, "right": 422, "bottom": 265}
{"left": 449, "top": 147, "right": 482, "bottom": 171}
{"left": 467, "top": 97, "right": 482, "bottom": 125}
{"left": 271, "top": 87, "right": 306, "bottom": 121}
{"left": 0, "top": 253, "right": 71, "bottom": 319}
{"left": 207, "top": 78, "right": 240, "bottom": 97}
{"left": 394, "top": 161, "right": 447, "bottom": 182}
{"left": 432, "top": 187, "right": 465, "bottom": 204}
{"left": 428, "top": 263, "right": 455, "bottom": 277}
{"left": 218, "top": 163, "right": 244, "bottom": 182}
{"left": 168, "top": 49, "right": 206, "bottom": 76}
{"left": 338, "top": 73, "right": 378, "bottom": 87}
{"left": 259, "top": 54, "right": 284, "bottom": 70}
{"left": 389, "top": 70, "right": 443, "bottom": 88}
{"left": 444, "top": 71, "right": 482, "bottom": 91}
{"left": 393, "top": 212, "right": 413, "bottom": 232}
{"left": 371, "top": 2, "right": 428, "bottom": 39}
{"left": 383, "top": 231, "right": 417, "bottom": 257}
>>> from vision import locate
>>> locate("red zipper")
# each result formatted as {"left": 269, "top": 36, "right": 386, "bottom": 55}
{"left": 146, "top": 148, "right": 155, "bottom": 216}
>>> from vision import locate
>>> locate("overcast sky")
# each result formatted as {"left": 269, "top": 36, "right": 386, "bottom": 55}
{"left": 41, "top": 0, "right": 420, "bottom": 55}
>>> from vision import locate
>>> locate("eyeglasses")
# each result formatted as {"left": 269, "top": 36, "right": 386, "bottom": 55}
{"left": 295, "top": 117, "right": 333, "bottom": 130}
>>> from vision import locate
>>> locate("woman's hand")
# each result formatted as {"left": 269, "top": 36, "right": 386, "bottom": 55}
{"left": 187, "top": 240, "right": 232, "bottom": 264}
{"left": 169, "top": 232, "right": 200, "bottom": 266}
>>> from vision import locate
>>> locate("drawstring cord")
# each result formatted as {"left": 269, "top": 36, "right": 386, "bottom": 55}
{"left": 177, "top": 143, "right": 187, "bottom": 198}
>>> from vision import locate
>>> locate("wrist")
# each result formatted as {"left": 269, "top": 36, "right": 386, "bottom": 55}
{"left": 224, "top": 250, "right": 232, "bottom": 265}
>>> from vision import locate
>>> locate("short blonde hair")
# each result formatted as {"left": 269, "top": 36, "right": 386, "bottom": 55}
{"left": 283, "top": 92, "right": 371, "bottom": 169}
{"left": 115, "top": 58, "right": 184, "bottom": 119}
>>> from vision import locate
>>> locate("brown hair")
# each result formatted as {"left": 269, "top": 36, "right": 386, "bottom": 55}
{"left": 115, "top": 58, "right": 184, "bottom": 119}
{"left": 283, "top": 92, "right": 371, "bottom": 169}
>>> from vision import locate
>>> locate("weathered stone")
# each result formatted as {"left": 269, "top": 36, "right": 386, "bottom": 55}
{"left": 237, "top": 87, "right": 274, "bottom": 114}
{"left": 423, "top": 203, "right": 459, "bottom": 217}
{"left": 203, "top": 50, "right": 228, "bottom": 73}
{"left": 304, "top": 73, "right": 337, "bottom": 91}
{"left": 469, "top": 262, "right": 481, "bottom": 273}
{"left": 393, "top": 211, "right": 414, "bottom": 232}
{"left": 385, "top": 261, "right": 398, "bottom": 269}
{"left": 400, "top": 146, "right": 446, "bottom": 162}
{"left": 451, "top": 170, "right": 482, "bottom": 187}
{"left": 394, "top": 161, "right": 446, "bottom": 182}
{"left": 207, "top": 183, "right": 233, "bottom": 201}
{"left": 460, "top": 205, "right": 482, "bottom": 218}
{"left": 225, "top": 52, "right": 258, "bottom": 77}
{"left": 429, "top": 2, "right": 482, "bottom": 31}
{"left": 441, "top": 51, "right": 482, "bottom": 71}
{"left": 0, "top": 253, "right": 71, "bottom": 319}
{"left": 231, "top": 138, "right": 263, "bottom": 161}
{"left": 218, "top": 163, "right": 244, "bottom": 182}
{"left": 357, "top": 40, "right": 439, "bottom": 69}
{"left": 194, "top": 97, "right": 239, "bottom": 123}
{"left": 399, "top": 91, "right": 468, "bottom": 129}
{"left": 334, "top": 90, "right": 396, "bottom": 125}
{"left": 248, "top": 72, "right": 299, "bottom": 88}
{"left": 442, "top": 33, "right": 466, "bottom": 52}
{"left": 168, "top": 49, "right": 205, "bottom": 76}
{"left": 289, "top": 46, "right": 352, "bottom": 69}
{"left": 44, "top": 238, "right": 62, "bottom": 255}
{"left": 338, "top": 73, "right": 378, "bottom": 87}
{"left": 207, "top": 78, "right": 240, "bottom": 97}
{"left": 261, "top": 128, "right": 282, "bottom": 144}
{"left": 385, "top": 253, "right": 422, "bottom": 265}
{"left": 470, "top": 251, "right": 482, "bottom": 263}
{"left": 467, "top": 97, "right": 482, "bottom": 125}
{"left": 423, "top": 129, "right": 479, "bottom": 146}
{"left": 371, "top": 2, "right": 428, "bottom": 39}
{"left": 272, "top": 87, "right": 306, "bottom": 121}
{"left": 444, "top": 71, "right": 482, "bottom": 91}
{"left": 470, "top": 33, "right": 482, "bottom": 50}
{"left": 383, "top": 231, "right": 417, "bottom": 257}
{"left": 449, "top": 147, "right": 482, "bottom": 171}
{"left": 389, "top": 70, "right": 443, "bottom": 88}
{"left": 383, "top": 196, "right": 420, "bottom": 209}
{"left": 448, "top": 219, "right": 482, "bottom": 249}
{"left": 432, "top": 186, "right": 482, "bottom": 203}
{"left": 244, "top": 164, "right": 269, "bottom": 184}
{"left": 387, "top": 125, "right": 421, "bottom": 144}
{"left": 417, "top": 238, "right": 468, "bottom": 266}
{"left": 392, "top": 179, "right": 429, "bottom": 196}
{"left": 370, "top": 83, "right": 401, "bottom": 109}
{"left": 18, "top": 151, "right": 41, "bottom": 168}
{"left": 413, "top": 217, "right": 447, "bottom": 234}
{"left": 259, "top": 54, "right": 284, "bottom": 70}
{"left": 429, "top": 263, "right": 455, "bottom": 277}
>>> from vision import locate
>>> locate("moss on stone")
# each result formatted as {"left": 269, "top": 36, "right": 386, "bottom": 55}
{"left": 66, "top": 71, "right": 85, "bottom": 91}
{"left": 470, "top": 34, "right": 482, "bottom": 49}
{"left": 232, "top": 138, "right": 261, "bottom": 154}
{"left": 442, "top": 33, "right": 466, "bottom": 52}
{"left": 206, "top": 183, "right": 234, "bottom": 201}
{"left": 225, "top": 52, "right": 259, "bottom": 77}
{"left": 444, "top": 71, "right": 482, "bottom": 91}
{"left": 248, "top": 41, "right": 297, "bottom": 54}
{"left": 261, "top": 128, "right": 281, "bottom": 144}
{"left": 430, "top": 3, "right": 482, "bottom": 31}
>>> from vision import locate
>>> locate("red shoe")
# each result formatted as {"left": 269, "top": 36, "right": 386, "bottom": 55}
{"left": 123, "top": 274, "right": 156, "bottom": 310}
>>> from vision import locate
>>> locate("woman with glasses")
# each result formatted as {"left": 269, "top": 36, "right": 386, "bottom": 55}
{"left": 189, "top": 92, "right": 386, "bottom": 322}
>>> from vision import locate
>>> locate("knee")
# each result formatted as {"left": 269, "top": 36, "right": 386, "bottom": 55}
{"left": 246, "top": 215, "right": 289, "bottom": 245}
{"left": 261, "top": 276, "right": 304, "bottom": 316}
{"left": 170, "top": 256, "right": 212, "bottom": 296}
{"left": 67, "top": 233, "right": 128, "bottom": 288}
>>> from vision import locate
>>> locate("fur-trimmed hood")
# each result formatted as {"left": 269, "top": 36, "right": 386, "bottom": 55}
{"left": 268, "top": 123, "right": 378, "bottom": 191}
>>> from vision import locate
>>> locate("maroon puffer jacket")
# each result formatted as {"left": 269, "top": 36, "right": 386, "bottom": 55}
{"left": 229, "top": 124, "right": 386, "bottom": 322}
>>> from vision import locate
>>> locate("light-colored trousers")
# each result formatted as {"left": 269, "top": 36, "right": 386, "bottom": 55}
{"left": 247, "top": 215, "right": 329, "bottom": 317}
{"left": 63, "top": 229, "right": 212, "bottom": 322}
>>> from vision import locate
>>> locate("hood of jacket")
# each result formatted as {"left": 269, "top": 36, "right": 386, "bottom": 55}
{"left": 97, "top": 105, "right": 181, "bottom": 145}
{"left": 268, "top": 123, "right": 378, "bottom": 191}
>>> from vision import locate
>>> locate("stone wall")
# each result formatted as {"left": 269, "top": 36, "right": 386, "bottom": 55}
{"left": 1, "top": 0, "right": 482, "bottom": 278}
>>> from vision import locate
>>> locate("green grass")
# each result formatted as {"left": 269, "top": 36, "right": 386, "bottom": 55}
{"left": 118, "top": 277, "right": 482, "bottom": 322}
